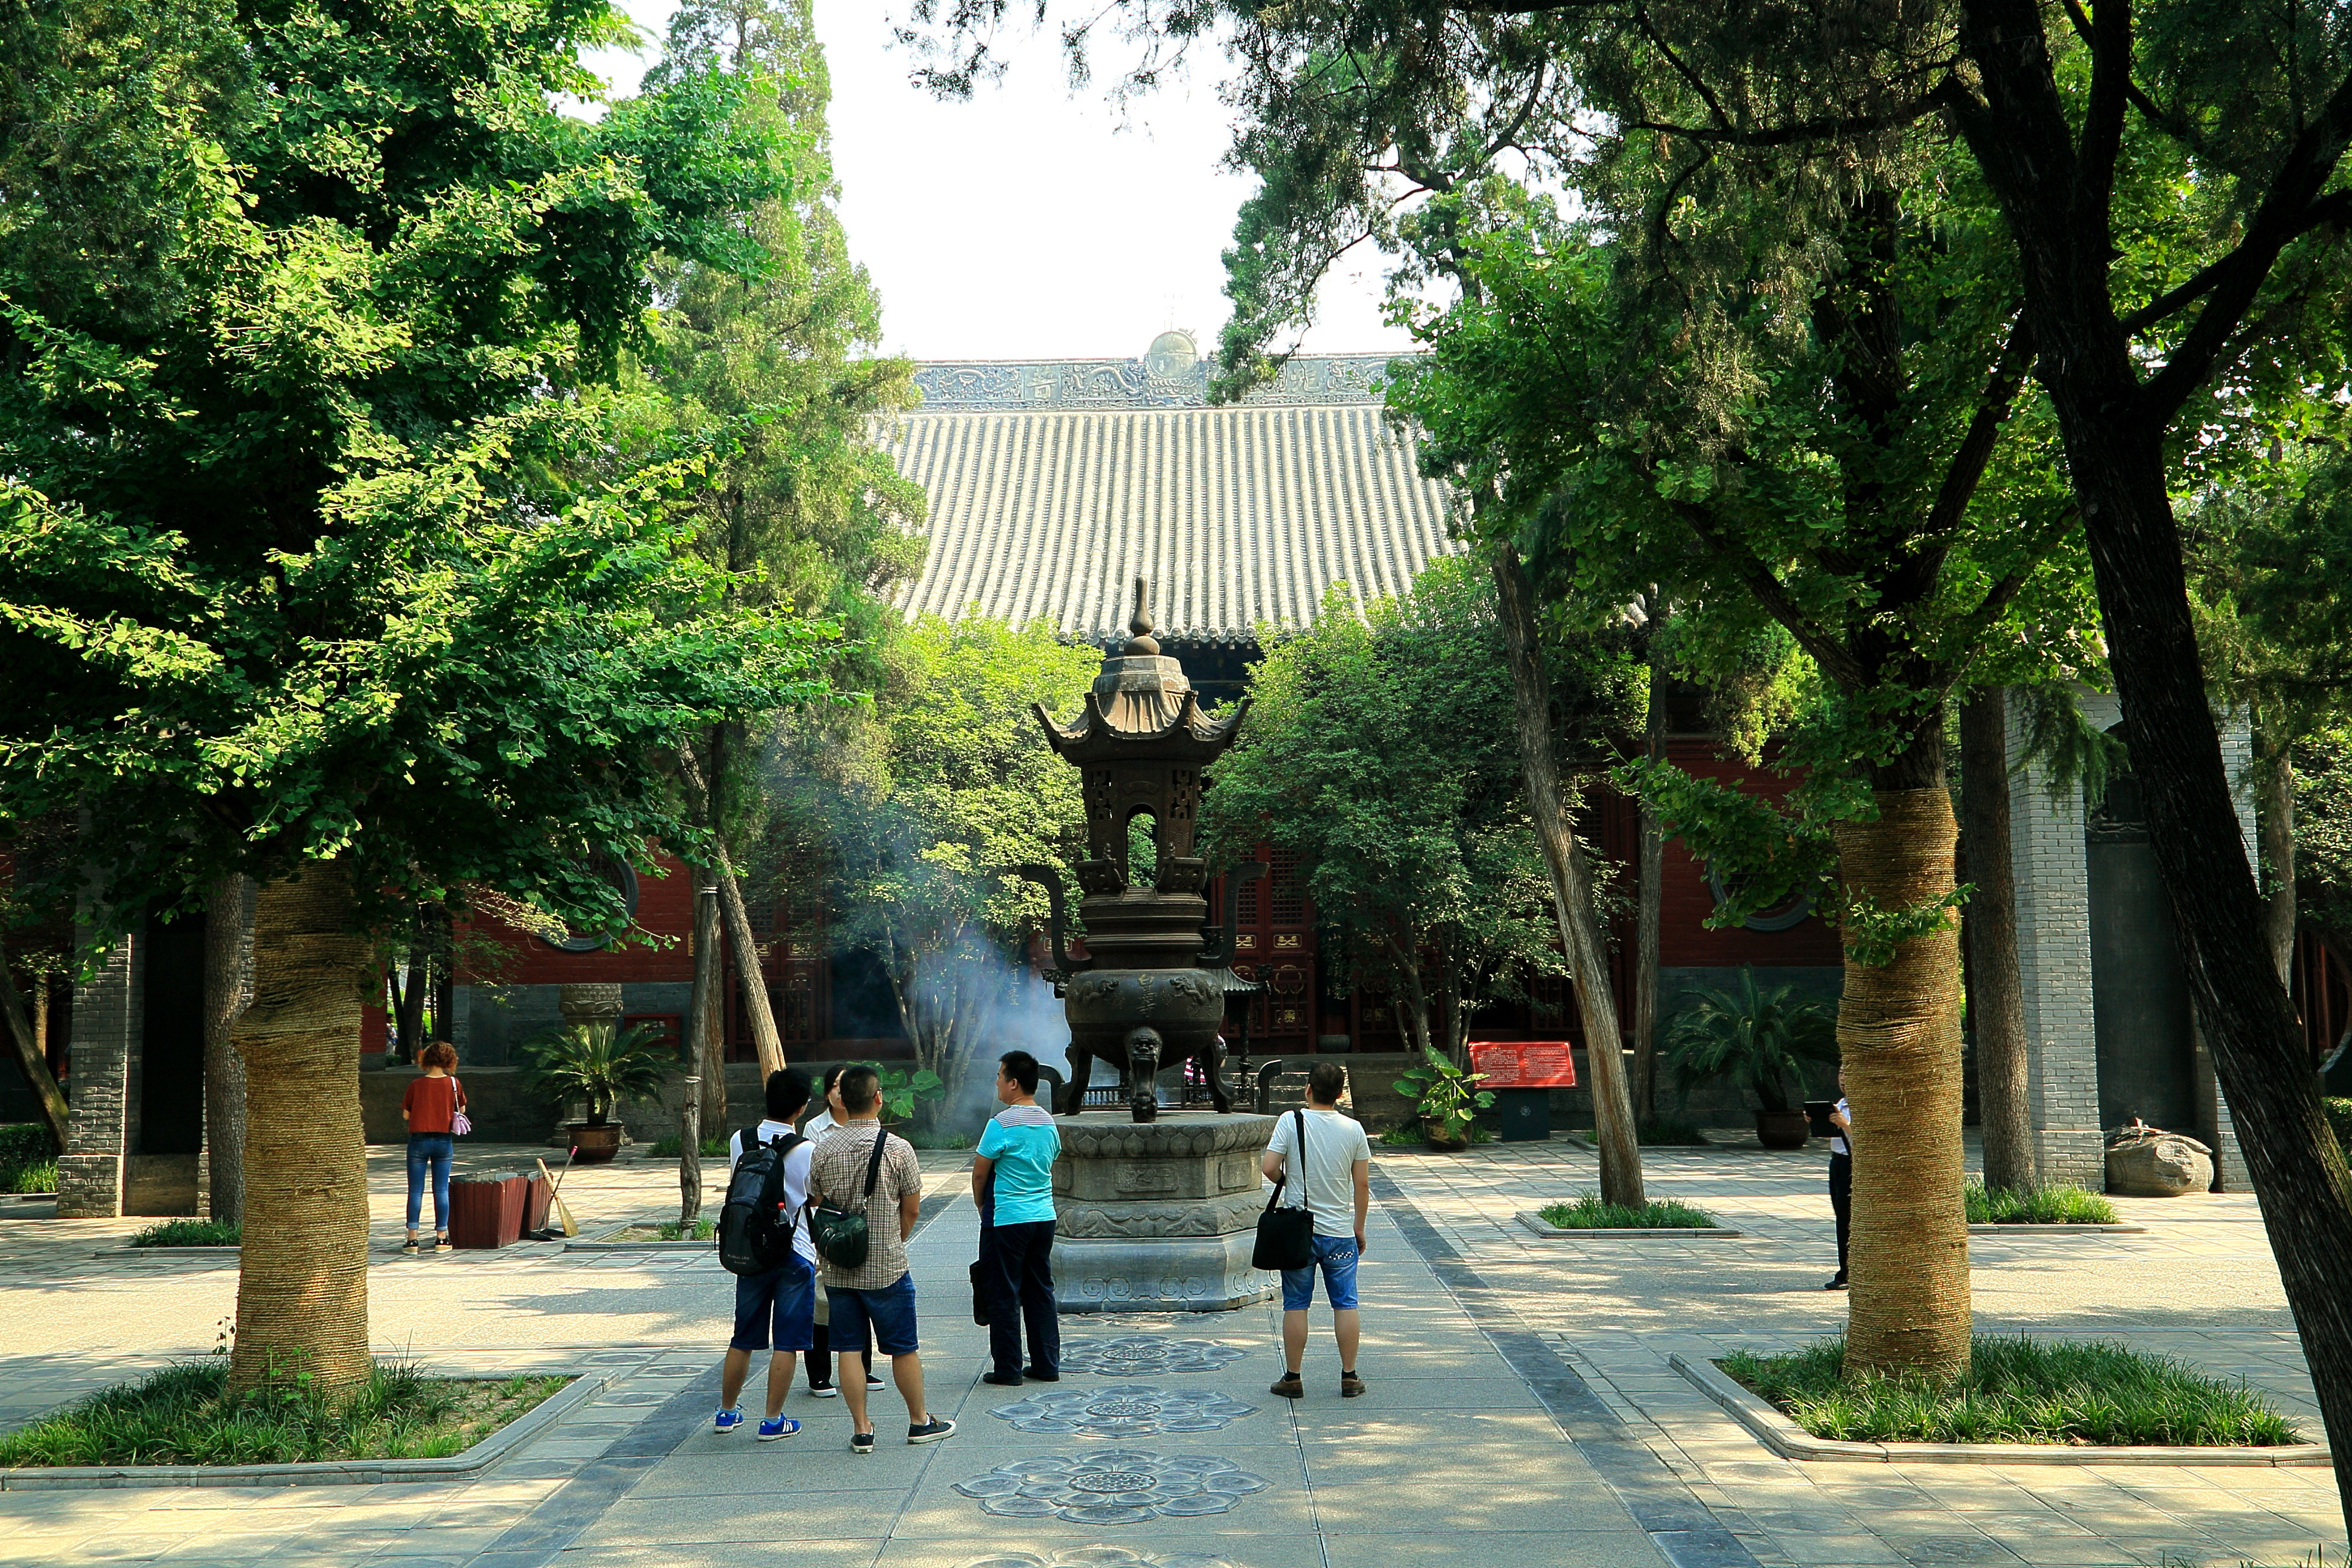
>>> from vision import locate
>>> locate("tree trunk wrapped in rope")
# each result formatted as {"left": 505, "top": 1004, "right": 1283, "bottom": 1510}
{"left": 228, "top": 862, "right": 371, "bottom": 1395}
{"left": 1836, "top": 790, "right": 1971, "bottom": 1382}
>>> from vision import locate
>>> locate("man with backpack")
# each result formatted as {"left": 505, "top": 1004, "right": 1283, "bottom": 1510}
{"left": 807, "top": 1064, "right": 954, "bottom": 1453}
{"left": 714, "top": 1068, "right": 817, "bottom": 1440}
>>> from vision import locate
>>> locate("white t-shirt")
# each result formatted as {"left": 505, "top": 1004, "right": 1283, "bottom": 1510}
{"left": 1266, "top": 1107, "right": 1371, "bottom": 1239}
{"left": 729, "top": 1117, "right": 817, "bottom": 1264}
{"left": 802, "top": 1108, "right": 841, "bottom": 1142}
{"left": 1830, "top": 1096, "right": 1851, "bottom": 1157}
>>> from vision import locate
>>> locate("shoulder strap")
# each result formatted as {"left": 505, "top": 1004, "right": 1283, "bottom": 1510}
{"left": 1291, "top": 1108, "right": 1313, "bottom": 1213}
{"left": 861, "top": 1128, "right": 890, "bottom": 1196}
{"left": 741, "top": 1124, "right": 767, "bottom": 1159}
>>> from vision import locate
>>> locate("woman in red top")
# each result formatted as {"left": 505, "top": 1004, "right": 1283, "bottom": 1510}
{"left": 402, "top": 1042, "right": 467, "bottom": 1253}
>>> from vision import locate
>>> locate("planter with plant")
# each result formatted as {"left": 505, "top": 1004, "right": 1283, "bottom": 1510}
{"left": 1393, "top": 1046, "right": 1496, "bottom": 1152}
{"left": 1663, "top": 969, "right": 1837, "bottom": 1150}
{"left": 520, "top": 1022, "right": 674, "bottom": 1163}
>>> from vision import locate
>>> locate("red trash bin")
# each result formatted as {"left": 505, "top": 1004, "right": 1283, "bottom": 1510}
{"left": 523, "top": 1174, "right": 553, "bottom": 1235}
{"left": 447, "top": 1175, "right": 526, "bottom": 1248}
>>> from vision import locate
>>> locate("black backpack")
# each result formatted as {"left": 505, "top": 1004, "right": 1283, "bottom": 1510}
{"left": 718, "top": 1126, "right": 807, "bottom": 1276}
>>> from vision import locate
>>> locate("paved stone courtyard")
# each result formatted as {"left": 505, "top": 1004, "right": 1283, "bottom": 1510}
{"left": 0, "top": 1134, "right": 2343, "bottom": 1568}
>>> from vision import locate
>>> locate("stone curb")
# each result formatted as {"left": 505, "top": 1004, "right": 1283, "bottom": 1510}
{"left": 86, "top": 1245, "right": 241, "bottom": 1260}
{"left": 565, "top": 1227, "right": 711, "bottom": 1253}
{"left": 1967, "top": 1221, "right": 2148, "bottom": 1234}
{"left": 1667, "top": 1352, "right": 2331, "bottom": 1466}
{"left": 1515, "top": 1211, "right": 1746, "bottom": 1239}
{"left": 0, "top": 1363, "right": 617, "bottom": 1491}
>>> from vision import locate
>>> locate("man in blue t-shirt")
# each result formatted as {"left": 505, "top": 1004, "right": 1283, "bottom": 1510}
{"left": 973, "top": 1050, "right": 1062, "bottom": 1386}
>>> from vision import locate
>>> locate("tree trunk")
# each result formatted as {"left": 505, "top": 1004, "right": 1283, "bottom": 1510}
{"left": 1490, "top": 545, "right": 1646, "bottom": 1206}
{"left": 690, "top": 871, "right": 728, "bottom": 1129}
{"left": 1960, "top": 693, "right": 2034, "bottom": 1194}
{"left": 1836, "top": 777, "right": 1973, "bottom": 1382}
{"left": 204, "top": 875, "right": 254, "bottom": 1224}
{"left": 679, "top": 1072, "right": 704, "bottom": 1229}
{"left": 675, "top": 738, "right": 785, "bottom": 1076}
{"left": 0, "top": 943, "right": 69, "bottom": 1153}
{"left": 229, "top": 862, "right": 372, "bottom": 1395}
{"left": 2059, "top": 416, "right": 2352, "bottom": 1535}
{"left": 1631, "top": 602, "right": 1669, "bottom": 1123}
{"left": 2259, "top": 736, "right": 2297, "bottom": 987}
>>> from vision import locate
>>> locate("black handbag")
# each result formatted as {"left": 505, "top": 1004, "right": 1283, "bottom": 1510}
{"left": 810, "top": 1128, "right": 890, "bottom": 1270}
{"left": 1252, "top": 1109, "right": 1317, "bottom": 1272}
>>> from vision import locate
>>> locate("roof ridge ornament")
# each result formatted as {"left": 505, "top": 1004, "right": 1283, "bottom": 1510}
{"left": 1123, "top": 577, "right": 1160, "bottom": 656}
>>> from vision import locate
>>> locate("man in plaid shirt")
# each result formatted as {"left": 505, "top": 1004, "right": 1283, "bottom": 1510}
{"left": 807, "top": 1064, "right": 956, "bottom": 1453}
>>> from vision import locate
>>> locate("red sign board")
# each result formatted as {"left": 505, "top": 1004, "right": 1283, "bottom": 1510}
{"left": 1468, "top": 1039, "right": 1578, "bottom": 1089}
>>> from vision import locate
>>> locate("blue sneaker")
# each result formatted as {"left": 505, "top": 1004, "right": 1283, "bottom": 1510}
{"left": 757, "top": 1415, "right": 802, "bottom": 1442}
{"left": 713, "top": 1407, "right": 744, "bottom": 1434}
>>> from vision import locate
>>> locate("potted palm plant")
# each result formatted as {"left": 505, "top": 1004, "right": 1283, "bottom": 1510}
{"left": 1662, "top": 969, "right": 1837, "bottom": 1149}
{"left": 1393, "top": 1045, "right": 1496, "bottom": 1152}
{"left": 520, "top": 1020, "right": 674, "bottom": 1162}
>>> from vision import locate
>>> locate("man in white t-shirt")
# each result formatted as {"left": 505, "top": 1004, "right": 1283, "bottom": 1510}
{"left": 716, "top": 1068, "right": 818, "bottom": 1440}
{"left": 1261, "top": 1060, "right": 1373, "bottom": 1399}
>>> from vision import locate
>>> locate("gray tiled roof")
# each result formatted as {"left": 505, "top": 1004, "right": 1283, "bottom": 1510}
{"left": 886, "top": 353, "right": 1463, "bottom": 646}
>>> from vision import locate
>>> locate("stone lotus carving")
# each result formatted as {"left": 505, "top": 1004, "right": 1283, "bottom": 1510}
{"left": 985, "top": 1384, "right": 1257, "bottom": 1437}
{"left": 954, "top": 1450, "right": 1269, "bottom": 1525}
{"left": 1057, "top": 1336, "right": 1254, "bottom": 1376}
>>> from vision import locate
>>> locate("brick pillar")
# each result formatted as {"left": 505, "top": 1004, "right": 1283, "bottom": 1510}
{"left": 2006, "top": 689, "right": 2108, "bottom": 1188}
{"left": 57, "top": 925, "right": 139, "bottom": 1218}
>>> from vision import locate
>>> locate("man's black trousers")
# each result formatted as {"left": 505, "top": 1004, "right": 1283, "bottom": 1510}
{"left": 1828, "top": 1150, "right": 1852, "bottom": 1279}
{"left": 981, "top": 1218, "right": 1060, "bottom": 1377}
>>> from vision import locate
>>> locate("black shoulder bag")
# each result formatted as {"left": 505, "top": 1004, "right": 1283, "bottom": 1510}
{"left": 1252, "top": 1109, "right": 1317, "bottom": 1271}
{"left": 810, "top": 1128, "right": 891, "bottom": 1270}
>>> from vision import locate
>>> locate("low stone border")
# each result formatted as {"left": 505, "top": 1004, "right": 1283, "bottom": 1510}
{"left": 564, "top": 1225, "right": 710, "bottom": 1253}
{"left": 0, "top": 1363, "right": 615, "bottom": 1490}
{"left": 86, "top": 1245, "right": 239, "bottom": 1260}
{"left": 1668, "top": 1351, "right": 2331, "bottom": 1466}
{"left": 1967, "top": 1221, "right": 2147, "bottom": 1234}
{"left": 1516, "top": 1211, "right": 1746, "bottom": 1239}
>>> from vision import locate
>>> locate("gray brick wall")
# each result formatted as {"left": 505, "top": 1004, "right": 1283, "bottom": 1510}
{"left": 58, "top": 925, "right": 138, "bottom": 1218}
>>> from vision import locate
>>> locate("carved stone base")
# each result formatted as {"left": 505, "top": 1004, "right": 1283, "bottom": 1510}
{"left": 1049, "top": 1111, "right": 1277, "bottom": 1313}
{"left": 1051, "top": 1229, "right": 1274, "bottom": 1313}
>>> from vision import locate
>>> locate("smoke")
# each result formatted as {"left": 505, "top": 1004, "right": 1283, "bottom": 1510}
{"left": 935, "top": 941, "right": 1071, "bottom": 1133}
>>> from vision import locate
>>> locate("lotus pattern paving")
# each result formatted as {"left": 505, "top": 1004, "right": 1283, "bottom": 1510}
{"left": 952, "top": 1449, "right": 1270, "bottom": 1525}
{"left": 1054, "top": 1336, "right": 1253, "bottom": 1376}
{"left": 985, "top": 1384, "right": 1257, "bottom": 1437}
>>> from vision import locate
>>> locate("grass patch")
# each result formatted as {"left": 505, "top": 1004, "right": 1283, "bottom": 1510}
{"left": 1721, "top": 1335, "right": 2302, "bottom": 1447}
{"left": 1637, "top": 1117, "right": 1710, "bottom": 1146}
{"left": 1538, "top": 1193, "right": 1719, "bottom": 1229}
{"left": 0, "top": 1360, "right": 568, "bottom": 1467}
{"left": 1965, "top": 1182, "right": 2118, "bottom": 1225}
{"left": 657, "top": 1218, "right": 715, "bottom": 1241}
{"left": 1376, "top": 1124, "right": 1423, "bottom": 1147}
{"left": 0, "top": 1123, "right": 55, "bottom": 1193}
{"left": 129, "top": 1218, "right": 241, "bottom": 1248}
{"left": 646, "top": 1134, "right": 727, "bottom": 1159}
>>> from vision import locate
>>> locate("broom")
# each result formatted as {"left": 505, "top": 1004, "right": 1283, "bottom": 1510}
{"left": 532, "top": 1149, "right": 578, "bottom": 1240}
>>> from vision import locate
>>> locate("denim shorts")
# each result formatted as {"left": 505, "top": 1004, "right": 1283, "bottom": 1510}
{"left": 730, "top": 1253, "right": 816, "bottom": 1353}
{"left": 1281, "top": 1233, "right": 1360, "bottom": 1311}
{"left": 827, "top": 1270, "right": 919, "bottom": 1356}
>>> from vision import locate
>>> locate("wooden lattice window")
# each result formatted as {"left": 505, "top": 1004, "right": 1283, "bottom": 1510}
{"left": 1268, "top": 848, "right": 1305, "bottom": 928}
{"left": 1236, "top": 867, "right": 1260, "bottom": 926}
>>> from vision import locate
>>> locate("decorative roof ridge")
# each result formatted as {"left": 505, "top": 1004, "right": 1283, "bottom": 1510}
{"left": 908, "top": 351, "right": 1418, "bottom": 413}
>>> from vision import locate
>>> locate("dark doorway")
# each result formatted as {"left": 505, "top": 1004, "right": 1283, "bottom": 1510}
{"left": 140, "top": 913, "right": 207, "bottom": 1155}
{"left": 2085, "top": 769, "right": 2198, "bottom": 1131}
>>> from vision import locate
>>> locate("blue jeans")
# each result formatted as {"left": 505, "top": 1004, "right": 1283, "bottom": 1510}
{"left": 406, "top": 1134, "right": 453, "bottom": 1231}
{"left": 829, "top": 1271, "right": 921, "bottom": 1356}
{"left": 1281, "top": 1233, "right": 1361, "bottom": 1311}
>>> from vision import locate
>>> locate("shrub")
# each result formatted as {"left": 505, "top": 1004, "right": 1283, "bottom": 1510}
{"left": 1538, "top": 1193, "right": 1718, "bottom": 1229}
{"left": 1662, "top": 969, "right": 1836, "bottom": 1112}
{"left": 646, "top": 1134, "right": 727, "bottom": 1159}
{"left": 130, "top": 1219, "right": 241, "bottom": 1248}
{"left": 2326, "top": 1097, "right": 2352, "bottom": 1156}
{"left": 1721, "top": 1335, "right": 2302, "bottom": 1446}
{"left": 1965, "top": 1183, "right": 2118, "bottom": 1225}
{"left": 656, "top": 1218, "right": 715, "bottom": 1241}
{"left": 1637, "top": 1117, "right": 1710, "bottom": 1146}
{"left": 10, "top": 1158, "right": 58, "bottom": 1194}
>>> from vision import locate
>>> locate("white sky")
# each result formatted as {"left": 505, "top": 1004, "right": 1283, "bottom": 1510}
{"left": 583, "top": 3, "right": 1415, "bottom": 362}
